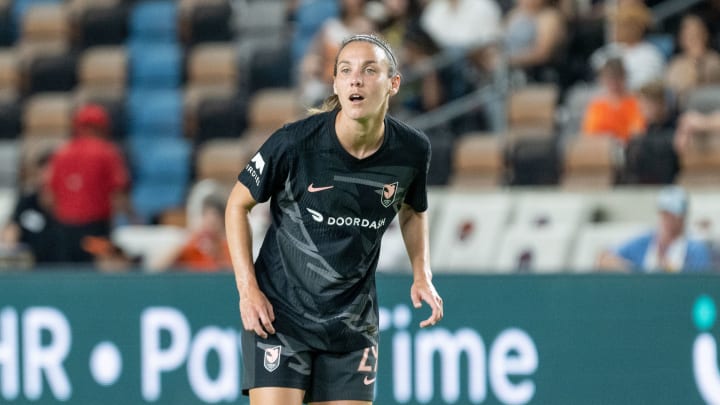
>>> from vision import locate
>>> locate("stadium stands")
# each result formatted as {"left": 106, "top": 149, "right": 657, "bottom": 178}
{"left": 0, "top": 0, "right": 717, "bottom": 271}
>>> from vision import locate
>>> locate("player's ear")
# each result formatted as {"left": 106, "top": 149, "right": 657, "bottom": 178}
{"left": 389, "top": 74, "right": 401, "bottom": 96}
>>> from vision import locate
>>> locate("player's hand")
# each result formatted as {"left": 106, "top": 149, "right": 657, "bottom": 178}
{"left": 410, "top": 278, "right": 443, "bottom": 328}
{"left": 239, "top": 285, "right": 276, "bottom": 339}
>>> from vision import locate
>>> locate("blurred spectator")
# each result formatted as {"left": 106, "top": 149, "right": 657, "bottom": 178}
{"left": 298, "top": 0, "right": 375, "bottom": 106}
{"left": 420, "top": 0, "right": 502, "bottom": 50}
{"left": 371, "top": 0, "right": 423, "bottom": 51}
{"left": 150, "top": 196, "right": 231, "bottom": 272}
{"left": 674, "top": 109, "right": 720, "bottom": 153}
{"left": 621, "top": 80, "right": 679, "bottom": 184}
{"left": 591, "top": 2, "right": 665, "bottom": 90}
{"left": 636, "top": 79, "right": 676, "bottom": 134}
{"left": 504, "top": 0, "right": 567, "bottom": 82}
{"left": 581, "top": 57, "right": 645, "bottom": 143}
{"left": 0, "top": 150, "right": 59, "bottom": 264}
{"left": 665, "top": 14, "right": 720, "bottom": 108}
{"left": 597, "top": 186, "right": 712, "bottom": 273}
{"left": 396, "top": 24, "right": 444, "bottom": 114}
{"left": 47, "top": 104, "right": 131, "bottom": 263}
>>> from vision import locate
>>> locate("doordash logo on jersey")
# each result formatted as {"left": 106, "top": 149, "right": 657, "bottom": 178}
{"left": 245, "top": 153, "right": 265, "bottom": 186}
{"left": 693, "top": 294, "right": 720, "bottom": 404}
{"left": 306, "top": 208, "right": 387, "bottom": 229}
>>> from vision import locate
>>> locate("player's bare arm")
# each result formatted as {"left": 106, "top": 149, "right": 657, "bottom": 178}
{"left": 225, "top": 181, "right": 276, "bottom": 339}
{"left": 398, "top": 203, "right": 443, "bottom": 328}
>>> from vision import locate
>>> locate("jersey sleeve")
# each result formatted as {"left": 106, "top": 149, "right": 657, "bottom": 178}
{"left": 403, "top": 137, "right": 430, "bottom": 212}
{"left": 238, "top": 129, "right": 290, "bottom": 203}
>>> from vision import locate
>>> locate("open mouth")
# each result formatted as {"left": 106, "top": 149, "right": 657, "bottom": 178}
{"left": 349, "top": 94, "right": 364, "bottom": 102}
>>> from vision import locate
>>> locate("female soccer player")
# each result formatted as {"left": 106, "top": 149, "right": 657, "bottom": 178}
{"left": 226, "top": 34, "right": 443, "bottom": 405}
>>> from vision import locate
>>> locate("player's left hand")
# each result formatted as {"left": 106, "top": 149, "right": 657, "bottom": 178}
{"left": 410, "top": 278, "right": 443, "bottom": 328}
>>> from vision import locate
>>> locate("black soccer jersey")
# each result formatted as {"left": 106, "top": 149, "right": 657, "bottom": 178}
{"left": 238, "top": 110, "right": 430, "bottom": 352}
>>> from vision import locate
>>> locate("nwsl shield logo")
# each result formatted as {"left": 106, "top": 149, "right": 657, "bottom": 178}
{"left": 381, "top": 182, "right": 398, "bottom": 208}
{"left": 264, "top": 345, "right": 282, "bottom": 372}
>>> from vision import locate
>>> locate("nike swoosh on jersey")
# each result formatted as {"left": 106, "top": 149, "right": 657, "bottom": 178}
{"left": 307, "top": 183, "right": 334, "bottom": 193}
{"left": 363, "top": 376, "right": 376, "bottom": 385}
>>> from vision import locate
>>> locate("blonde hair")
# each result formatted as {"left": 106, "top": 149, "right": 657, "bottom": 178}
{"left": 309, "top": 33, "right": 400, "bottom": 114}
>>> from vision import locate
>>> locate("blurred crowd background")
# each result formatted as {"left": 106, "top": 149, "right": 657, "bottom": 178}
{"left": 0, "top": 0, "right": 719, "bottom": 273}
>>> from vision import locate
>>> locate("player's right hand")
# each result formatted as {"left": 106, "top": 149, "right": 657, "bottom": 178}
{"left": 239, "top": 286, "right": 276, "bottom": 339}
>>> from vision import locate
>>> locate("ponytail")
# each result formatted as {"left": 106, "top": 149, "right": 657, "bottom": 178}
{"left": 307, "top": 94, "right": 341, "bottom": 115}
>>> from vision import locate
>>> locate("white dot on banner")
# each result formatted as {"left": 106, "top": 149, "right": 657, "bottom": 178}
{"left": 90, "top": 342, "right": 122, "bottom": 386}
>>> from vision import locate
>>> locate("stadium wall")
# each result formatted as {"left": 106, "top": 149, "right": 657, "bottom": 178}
{"left": 0, "top": 272, "right": 717, "bottom": 404}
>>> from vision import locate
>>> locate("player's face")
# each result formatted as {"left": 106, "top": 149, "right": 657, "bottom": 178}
{"left": 333, "top": 41, "right": 400, "bottom": 121}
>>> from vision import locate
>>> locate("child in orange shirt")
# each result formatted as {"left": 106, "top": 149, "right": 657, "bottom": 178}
{"left": 582, "top": 57, "right": 646, "bottom": 143}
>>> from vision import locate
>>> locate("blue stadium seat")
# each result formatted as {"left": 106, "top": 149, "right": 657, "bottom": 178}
{"left": 128, "top": 42, "right": 182, "bottom": 89}
{"left": 129, "top": 0, "right": 178, "bottom": 43}
{"left": 128, "top": 137, "right": 191, "bottom": 222}
{"left": 127, "top": 89, "right": 182, "bottom": 138}
{"left": 127, "top": 137, "right": 191, "bottom": 183}
{"left": 132, "top": 181, "right": 188, "bottom": 223}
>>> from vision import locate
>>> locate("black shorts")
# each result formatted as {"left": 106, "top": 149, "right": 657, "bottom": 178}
{"left": 241, "top": 330, "right": 378, "bottom": 403}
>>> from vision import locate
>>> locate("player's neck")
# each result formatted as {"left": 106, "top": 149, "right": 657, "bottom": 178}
{"left": 335, "top": 112, "right": 386, "bottom": 160}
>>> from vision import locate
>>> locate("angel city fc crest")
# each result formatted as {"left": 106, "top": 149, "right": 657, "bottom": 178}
{"left": 264, "top": 345, "right": 282, "bottom": 372}
{"left": 381, "top": 182, "right": 398, "bottom": 207}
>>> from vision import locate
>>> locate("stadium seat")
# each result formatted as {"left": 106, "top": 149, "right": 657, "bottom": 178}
{"left": 685, "top": 85, "right": 720, "bottom": 113}
{"left": 430, "top": 193, "right": 513, "bottom": 272}
{"left": 179, "top": 0, "right": 232, "bottom": 45}
{"left": 111, "top": 225, "right": 188, "bottom": 270}
{"left": 569, "top": 222, "right": 651, "bottom": 272}
{"left": 451, "top": 132, "right": 503, "bottom": 187}
{"left": 128, "top": 137, "right": 191, "bottom": 183}
{"left": 507, "top": 83, "right": 559, "bottom": 136}
{"left": 128, "top": 42, "right": 182, "bottom": 89}
{"left": 22, "top": 93, "right": 73, "bottom": 138}
{"left": 127, "top": 89, "right": 183, "bottom": 138}
{"left": 131, "top": 182, "right": 189, "bottom": 224}
{"left": 493, "top": 223, "right": 575, "bottom": 273}
{"left": 0, "top": 95, "right": 20, "bottom": 139}
{"left": 247, "top": 88, "right": 302, "bottom": 131}
{"left": 11, "top": 0, "right": 62, "bottom": 39}
{"left": 504, "top": 136, "right": 561, "bottom": 186}
{"left": 0, "top": 141, "right": 19, "bottom": 188}
{"left": 677, "top": 136, "right": 720, "bottom": 187}
{"left": 68, "top": 1, "right": 126, "bottom": 48}
{"left": 247, "top": 41, "right": 292, "bottom": 94}
{"left": 562, "top": 135, "right": 617, "bottom": 189}
{"left": 187, "top": 43, "right": 238, "bottom": 87}
{"left": 128, "top": 0, "right": 177, "bottom": 43}
{"left": 21, "top": 49, "right": 77, "bottom": 95}
{"left": 183, "top": 84, "right": 235, "bottom": 139}
{"left": 195, "top": 138, "right": 253, "bottom": 186}
{"left": 0, "top": 51, "right": 19, "bottom": 96}
{"left": 77, "top": 46, "right": 127, "bottom": 89}
{"left": 20, "top": 3, "right": 69, "bottom": 44}
{"left": 0, "top": 0, "right": 12, "bottom": 46}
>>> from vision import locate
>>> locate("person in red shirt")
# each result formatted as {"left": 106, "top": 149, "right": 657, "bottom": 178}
{"left": 581, "top": 57, "right": 646, "bottom": 143}
{"left": 47, "top": 104, "right": 130, "bottom": 263}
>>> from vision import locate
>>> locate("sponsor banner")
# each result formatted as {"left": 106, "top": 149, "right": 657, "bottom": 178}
{"left": 0, "top": 273, "right": 717, "bottom": 404}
